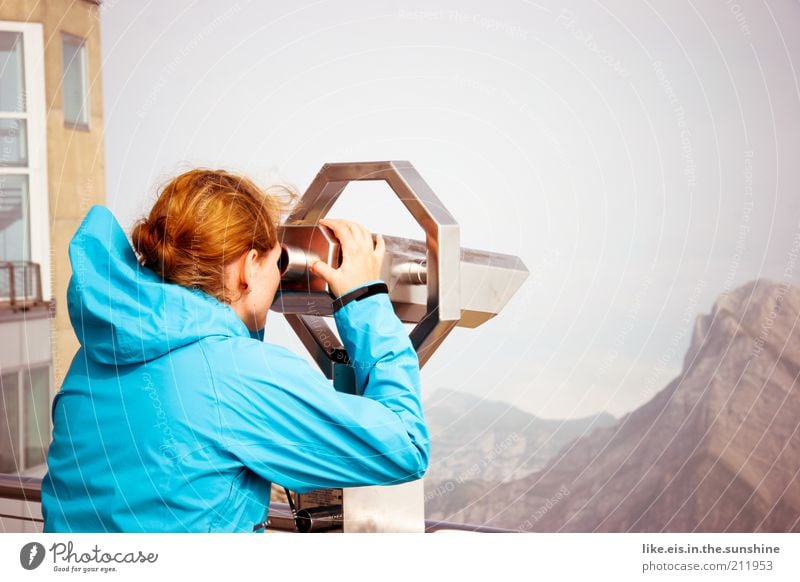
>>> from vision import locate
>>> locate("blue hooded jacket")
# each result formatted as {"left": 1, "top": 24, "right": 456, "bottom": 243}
{"left": 41, "top": 205, "right": 429, "bottom": 532}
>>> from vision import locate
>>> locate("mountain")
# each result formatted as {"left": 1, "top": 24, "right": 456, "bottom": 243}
{"left": 432, "top": 279, "right": 800, "bottom": 532}
{"left": 423, "top": 389, "right": 615, "bottom": 484}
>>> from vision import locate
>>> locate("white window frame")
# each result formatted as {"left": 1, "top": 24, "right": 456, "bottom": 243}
{"left": 60, "top": 31, "right": 90, "bottom": 131}
{"left": 0, "top": 21, "right": 51, "bottom": 300}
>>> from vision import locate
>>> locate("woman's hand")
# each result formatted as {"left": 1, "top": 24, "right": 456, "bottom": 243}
{"left": 310, "top": 218, "right": 385, "bottom": 298}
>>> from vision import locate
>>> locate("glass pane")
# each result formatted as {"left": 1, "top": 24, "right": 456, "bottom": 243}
{"left": 24, "top": 367, "right": 50, "bottom": 468}
{"left": 0, "top": 174, "right": 29, "bottom": 263}
{"left": 0, "top": 31, "right": 25, "bottom": 112}
{"left": 62, "top": 36, "right": 88, "bottom": 126}
{"left": 0, "top": 372, "right": 20, "bottom": 474}
{"left": 0, "top": 118, "right": 28, "bottom": 166}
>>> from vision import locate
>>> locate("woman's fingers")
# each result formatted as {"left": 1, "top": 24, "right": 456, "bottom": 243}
{"left": 316, "top": 217, "right": 383, "bottom": 297}
{"left": 348, "top": 220, "right": 372, "bottom": 251}
{"left": 374, "top": 233, "right": 386, "bottom": 263}
{"left": 319, "top": 218, "right": 356, "bottom": 255}
{"left": 320, "top": 218, "right": 375, "bottom": 258}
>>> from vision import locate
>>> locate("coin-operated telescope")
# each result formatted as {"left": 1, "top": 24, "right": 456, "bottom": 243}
{"left": 270, "top": 161, "right": 528, "bottom": 532}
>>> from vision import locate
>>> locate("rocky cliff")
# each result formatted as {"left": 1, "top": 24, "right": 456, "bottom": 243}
{"left": 431, "top": 279, "right": 800, "bottom": 532}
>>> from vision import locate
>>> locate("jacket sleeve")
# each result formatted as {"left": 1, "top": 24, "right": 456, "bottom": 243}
{"left": 212, "top": 281, "right": 430, "bottom": 494}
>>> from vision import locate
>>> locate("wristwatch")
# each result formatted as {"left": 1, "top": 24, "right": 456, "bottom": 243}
{"left": 332, "top": 282, "right": 389, "bottom": 313}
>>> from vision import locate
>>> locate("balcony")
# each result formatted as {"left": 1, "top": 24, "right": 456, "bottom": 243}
{"left": 0, "top": 261, "right": 45, "bottom": 310}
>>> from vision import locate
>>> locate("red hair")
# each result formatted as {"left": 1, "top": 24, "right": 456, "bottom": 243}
{"left": 131, "top": 169, "right": 293, "bottom": 303}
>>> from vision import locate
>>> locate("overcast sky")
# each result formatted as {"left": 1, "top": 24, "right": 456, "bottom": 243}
{"left": 99, "top": 0, "right": 800, "bottom": 420}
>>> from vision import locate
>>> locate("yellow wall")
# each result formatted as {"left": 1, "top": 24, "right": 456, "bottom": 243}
{"left": 1, "top": 0, "right": 105, "bottom": 389}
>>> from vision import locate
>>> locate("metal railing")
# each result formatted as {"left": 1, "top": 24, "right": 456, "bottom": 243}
{"left": 0, "top": 261, "right": 43, "bottom": 307}
{"left": 0, "top": 475, "right": 517, "bottom": 532}
{"left": 0, "top": 474, "right": 43, "bottom": 527}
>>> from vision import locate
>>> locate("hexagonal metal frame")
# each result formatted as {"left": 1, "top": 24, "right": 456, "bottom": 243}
{"left": 282, "top": 160, "right": 461, "bottom": 375}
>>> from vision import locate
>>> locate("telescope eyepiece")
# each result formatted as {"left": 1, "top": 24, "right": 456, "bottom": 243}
{"left": 279, "top": 244, "right": 322, "bottom": 282}
{"left": 278, "top": 244, "right": 290, "bottom": 277}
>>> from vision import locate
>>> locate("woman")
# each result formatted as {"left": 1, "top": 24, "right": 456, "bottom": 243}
{"left": 41, "top": 169, "right": 429, "bottom": 532}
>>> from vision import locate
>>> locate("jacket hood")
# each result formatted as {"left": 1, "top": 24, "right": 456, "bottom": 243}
{"left": 67, "top": 205, "right": 255, "bottom": 365}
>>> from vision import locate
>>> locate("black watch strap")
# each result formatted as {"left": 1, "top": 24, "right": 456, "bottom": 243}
{"left": 332, "top": 282, "right": 389, "bottom": 313}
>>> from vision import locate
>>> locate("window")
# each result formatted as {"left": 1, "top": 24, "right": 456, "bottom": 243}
{"left": 24, "top": 367, "right": 50, "bottom": 467}
{"left": 0, "top": 366, "right": 51, "bottom": 472}
{"left": 0, "top": 174, "right": 29, "bottom": 262}
{"left": 61, "top": 32, "right": 89, "bottom": 129}
{"left": 0, "top": 371, "right": 20, "bottom": 473}
{"left": 0, "top": 32, "right": 29, "bottom": 262}
{"left": 0, "top": 31, "right": 25, "bottom": 113}
{"left": 0, "top": 21, "right": 51, "bottom": 299}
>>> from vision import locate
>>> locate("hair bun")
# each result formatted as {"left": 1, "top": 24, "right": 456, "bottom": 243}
{"left": 131, "top": 216, "right": 176, "bottom": 278}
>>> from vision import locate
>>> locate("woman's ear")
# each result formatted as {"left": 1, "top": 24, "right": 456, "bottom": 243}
{"left": 241, "top": 248, "right": 260, "bottom": 290}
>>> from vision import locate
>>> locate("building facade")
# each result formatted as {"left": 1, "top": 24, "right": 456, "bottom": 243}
{"left": 0, "top": 0, "right": 104, "bottom": 503}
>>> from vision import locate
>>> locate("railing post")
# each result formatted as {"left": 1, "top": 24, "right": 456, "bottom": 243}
{"left": 34, "top": 261, "right": 42, "bottom": 303}
{"left": 7, "top": 261, "right": 15, "bottom": 307}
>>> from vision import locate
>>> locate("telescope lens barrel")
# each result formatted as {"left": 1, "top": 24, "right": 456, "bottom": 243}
{"left": 295, "top": 505, "right": 343, "bottom": 533}
{"left": 392, "top": 259, "right": 427, "bottom": 285}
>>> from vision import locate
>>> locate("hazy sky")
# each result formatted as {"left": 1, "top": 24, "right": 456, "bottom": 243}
{"left": 100, "top": 0, "right": 800, "bottom": 419}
